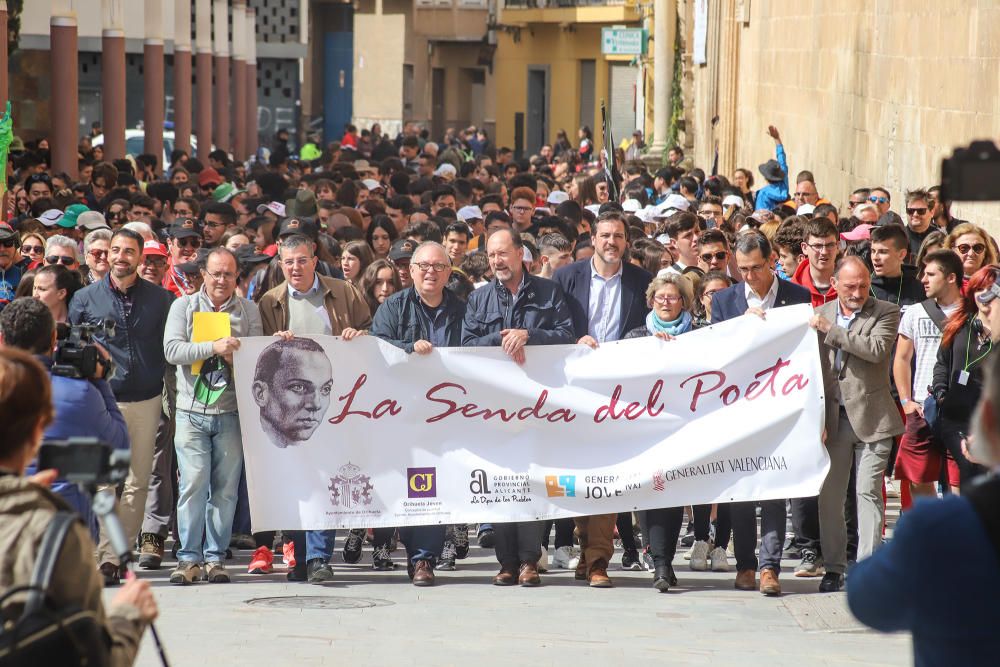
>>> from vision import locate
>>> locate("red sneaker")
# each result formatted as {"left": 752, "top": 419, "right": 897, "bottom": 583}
{"left": 282, "top": 541, "right": 296, "bottom": 569}
{"left": 248, "top": 546, "right": 274, "bottom": 574}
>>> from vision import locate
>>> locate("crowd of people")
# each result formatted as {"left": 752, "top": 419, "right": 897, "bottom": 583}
{"left": 1, "top": 119, "right": 999, "bottom": 664}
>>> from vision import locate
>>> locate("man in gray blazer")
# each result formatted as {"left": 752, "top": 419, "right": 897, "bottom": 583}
{"left": 810, "top": 256, "right": 903, "bottom": 592}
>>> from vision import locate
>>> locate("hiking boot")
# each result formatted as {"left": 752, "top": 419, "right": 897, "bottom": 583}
{"left": 307, "top": 559, "right": 335, "bottom": 583}
{"left": 372, "top": 545, "right": 395, "bottom": 571}
{"left": 412, "top": 560, "right": 435, "bottom": 586}
{"left": 99, "top": 562, "right": 122, "bottom": 587}
{"left": 204, "top": 562, "right": 230, "bottom": 583}
{"left": 138, "top": 533, "right": 164, "bottom": 570}
{"left": 437, "top": 540, "right": 457, "bottom": 571}
{"left": 170, "top": 561, "right": 202, "bottom": 585}
{"left": 588, "top": 558, "right": 613, "bottom": 588}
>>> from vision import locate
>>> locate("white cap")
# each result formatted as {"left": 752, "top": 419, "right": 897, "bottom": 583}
{"left": 637, "top": 206, "right": 658, "bottom": 224}
{"left": 433, "top": 163, "right": 457, "bottom": 178}
{"left": 78, "top": 211, "right": 111, "bottom": 231}
{"left": 722, "top": 194, "right": 745, "bottom": 208}
{"left": 457, "top": 205, "right": 483, "bottom": 222}
{"left": 256, "top": 201, "right": 286, "bottom": 217}
{"left": 361, "top": 178, "right": 382, "bottom": 191}
{"left": 584, "top": 204, "right": 602, "bottom": 216}
{"left": 797, "top": 203, "right": 816, "bottom": 216}
{"left": 658, "top": 194, "right": 690, "bottom": 214}
{"left": 622, "top": 198, "right": 642, "bottom": 213}
{"left": 38, "top": 209, "right": 63, "bottom": 227}
{"left": 546, "top": 190, "right": 569, "bottom": 205}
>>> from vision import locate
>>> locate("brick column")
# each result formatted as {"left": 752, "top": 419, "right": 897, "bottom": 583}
{"left": 245, "top": 7, "right": 258, "bottom": 154}
{"left": 173, "top": 0, "right": 193, "bottom": 156}
{"left": 231, "top": 0, "right": 247, "bottom": 161}
{"left": 51, "top": 1, "right": 79, "bottom": 178}
{"left": 143, "top": 0, "right": 165, "bottom": 172}
{"left": 213, "top": 0, "right": 231, "bottom": 153}
{"left": 101, "top": 0, "right": 126, "bottom": 161}
{"left": 195, "top": 0, "right": 212, "bottom": 158}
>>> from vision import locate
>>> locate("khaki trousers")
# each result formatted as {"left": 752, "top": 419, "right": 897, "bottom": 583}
{"left": 574, "top": 513, "right": 617, "bottom": 567}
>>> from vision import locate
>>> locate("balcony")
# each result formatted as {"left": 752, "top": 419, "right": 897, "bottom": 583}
{"left": 504, "top": 0, "right": 628, "bottom": 7}
{"left": 501, "top": 0, "right": 638, "bottom": 25}
{"left": 414, "top": 0, "right": 490, "bottom": 42}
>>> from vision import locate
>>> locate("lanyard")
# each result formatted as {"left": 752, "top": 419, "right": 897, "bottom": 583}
{"left": 965, "top": 321, "right": 993, "bottom": 372}
{"left": 870, "top": 273, "right": 903, "bottom": 305}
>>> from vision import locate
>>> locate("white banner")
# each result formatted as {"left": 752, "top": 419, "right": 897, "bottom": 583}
{"left": 234, "top": 304, "right": 828, "bottom": 531}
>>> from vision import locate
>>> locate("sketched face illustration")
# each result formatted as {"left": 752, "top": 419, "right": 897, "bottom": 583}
{"left": 253, "top": 338, "right": 334, "bottom": 448}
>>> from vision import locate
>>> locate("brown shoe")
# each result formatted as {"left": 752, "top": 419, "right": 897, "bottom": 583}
{"left": 493, "top": 565, "right": 517, "bottom": 586}
{"left": 412, "top": 560, "right": 435, "bottom": 587}
{"left": 518, "top": 562, "right": 541, "bottom": 587}
{"left": 99, "top": 561, "right": 121, "bottom": 587}
{"left": 574, "top": 553, "right": 589, "bottom": 581}
{"left": 587, "top": 558, "right": 613, "bottom": 588}
{"left": 734, "top": 568, "right": 756, "bottom": 591}
{"left": 759, "top": 567, "right": 781, "bottom": 596}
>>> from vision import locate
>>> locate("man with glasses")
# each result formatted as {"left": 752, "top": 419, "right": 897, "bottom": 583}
{"left": 163, "top": 219, "right": 204, "bottom": 297}
{"left": 371, "top": 241, "right": 467, "bottom": 585}
{"left": 697, "top": 196, "right": 725, "bottom": 230}
{"left": 847, "top": 188, "right": 871, "bottom": 213}
{"left": 164, "top": 247, "right": 263, "bottom": 586}
{"left": 696, "top": 229, "right": 732, "bottom": 275}
{"left": 792, "top": 218, "right": 840, "bottom": 307}
{"left": 793, "top": 173, "right": 821, "bottom": 207}
{"left": 202, "top": 202, "right": 238, "bottom": 248}
{"left": 869, "top": 186, "right": 904, "bottom": 226}
{"left": 0, "top": 224, "right": 26, "bottom": 308}
{"left": 508, "top": 186, "right": 537, "bottom": 234}
{"left": 44, "top": 235, "right": 81, "bottom": 272}
{"left": 69, "top": 228, "right": 175, "bottom": 586}
{"left": 901, "top": 189, "right": 938, "bottom": 263}
{"left": 711, "top": 231, "right": 811, "bottom": 595}
{"left": 256, "top": 234, "right": 371, "bottom": 583}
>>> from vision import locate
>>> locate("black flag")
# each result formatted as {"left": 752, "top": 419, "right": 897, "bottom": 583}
{"left": 600, "top": 99, "right": 621, "bottom": 202}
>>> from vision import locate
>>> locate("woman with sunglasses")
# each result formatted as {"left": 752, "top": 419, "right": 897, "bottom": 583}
{"left": 32, "top": 263, "right": 82, "bottom": 324}
{"left": 19, "top": 232, "right": 46, "bottom": 268}
{"left": 944, "top": 223, "right": 998, "bottom": 284}
{"left": 83, "top": 229, "right": 112, "bottom": 284}
{"left": 43, "top": 235, "right": 81, "bottom": 272}
{"left": 623, "top": 273, "right": 720, "bottom": 591}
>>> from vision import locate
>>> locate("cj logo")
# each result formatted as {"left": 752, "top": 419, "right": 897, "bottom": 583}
{"left": 545, "top": 475, "right": 576, "bottom": 498}
{"left": 469, "top": 469, "right": 491, "bottom": 495}
{"left": 407, "top": 467, "right": 436, "bottom": 498}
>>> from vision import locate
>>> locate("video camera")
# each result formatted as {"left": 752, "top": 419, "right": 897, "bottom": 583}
{"left": 37, "top": 438, "right": 129, "bottom": 490}
{"left": 940, "top": 140, "right": 1000, "bottom": 202}
{"left": 52, "top": 320, "right": 115, "bottom": 380}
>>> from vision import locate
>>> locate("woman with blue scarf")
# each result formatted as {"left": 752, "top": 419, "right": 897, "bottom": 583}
{"left": 625, "top": 273, "right": 720, "bottom": 591}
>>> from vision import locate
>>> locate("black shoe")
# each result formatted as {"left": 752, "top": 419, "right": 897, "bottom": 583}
{"left": 680, "top": 531, "right": 695, "bottom": 548}
{"left": 653, "top": 565, "right": 671, "bottom": 592}
{"left": 372, "top": 546, "right": 395, "bottom": 571}
{"left": 477, "top": 528, "right": 495, "bottom": 549}
{"left": 99, "top": 562, "right": 121, "bottom": 587}
{"left": 307, "top": 558, "right": 335, "bottom": 583}
{"left": 342, "top": 529, "right": 364, "bottom": 564}
{"left": 287, "top": 564, "right": 309, "bottom": 582}
{"left": 436, "top": 540, "right": 457, "bottom": 571}
{"left": 453, "top": 524, "right": 470, "bottom": 559}
{"left": 621, "top": 548, "right": 642, "bottom": 571}
{"left": 819, "top": 572, "right": 844, "bottom": 592}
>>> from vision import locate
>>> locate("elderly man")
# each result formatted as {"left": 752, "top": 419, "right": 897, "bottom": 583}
{"left": 44, "top": 235, "right": 81, "bottom": 272}
{"left": 255, "top": 233, "right": 370, "bottom": 583}
{"left": 463, "top": 229, "right": 575, "bottom": 587}
{"left": 811, "top": 256, "right": 903, "bottom": 592}
{"left": 163, "top": 247, "right": 263, "bottom": 585}
{"left": 372, "top": 241, "right": 467, "bottom": 586}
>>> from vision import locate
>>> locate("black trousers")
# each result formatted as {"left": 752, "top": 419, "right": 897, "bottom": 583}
{"left": 939, "top": 417, "right": 987, "bottom": 491}
{"left": 790, "top": 496, "right": 821, "bottom": 555}
{"left": 616, "top": 512, "right": 638, "bottom": 551}
{"left": 494, "top": 521, "right": 544, "bottom": 567}
{"left": 731, "top": 499, "right": 786, "bottom": 574}
{"left": 712, "top": 503, "right": 733, "bottom": 549}
{"left": 638, "top": 507, "right": 684, "bottom": 568}
{"left": 541, "top": 518, "right": 575, "bottom": 550}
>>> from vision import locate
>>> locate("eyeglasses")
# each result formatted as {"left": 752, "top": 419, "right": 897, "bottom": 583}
{"left": 0, "top": 239, "right": 18, "bottom": 248}
{"left": 176, "top": 237, "right": 202, "bottom": 249}
{"left": 806, "top": 241, "right": 838, "bottom": 253}
{"left": 413, "top": 262, "right": 450, "bottom": 273}
{"left": 869, "top": 196, "right": 889, "bottom": 204}
{"left": 203, "top": 221, "right": 227, "bottom": 229}
{"left": 203, "top": 270, "right": 236, "bottom": 282}
{"left": 510, "top": 205, "right": 533, "bottom": 214}
{"left": 45, "top": 255, "right": 76, "bottom": 266}
{"left": 703, "top": 289, "right": 724, "bottom": 299}
{"left": 88, "top": 249, "right": 109, "bottom": 259}
{"left": 143, "top": 257, "right": 167, "bottom": 268}
{"left": 957, "top": 243, "right": 986, "bottom": 256}
{"left": 281, "top": 258, "right": 313, "bottom": 268}
{"left": 22, "top": 244, "right": 44, "bottom": 254}
{"left": 905, "top": 207, "right": 928, "bottom": 216}
{"left": 700, "top": 251, "right": 728, "bottom": 263}
{"left": 652, "top": 294, "right": 683, "bottom": 305}
{"left": 699, "top": 209, "right": 723, "bottom": 218}
{"left": 737, "top": 263, "right": 768, "bottom": 275}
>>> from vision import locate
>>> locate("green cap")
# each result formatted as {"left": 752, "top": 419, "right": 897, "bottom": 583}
{"left": 212, "top": 182, "right": 245, "bottom": 203}
{"left": 58, "top": 203, "right": 90, "bottom": 229}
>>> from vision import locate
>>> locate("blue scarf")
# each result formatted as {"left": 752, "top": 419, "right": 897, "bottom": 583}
{"left": 646, "top": 309, "right": 692, "bottom": 336}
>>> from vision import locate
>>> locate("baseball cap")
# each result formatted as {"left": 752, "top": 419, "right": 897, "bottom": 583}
{"left": 658, "top": 194, "right": 690, "bottom": 214}
{"left": 37, "top": 209, "right": 63, "bottom": 228}
{"left": 722, "top": 194, "right": 745, "bottom": 208}
{"left": 797, "top": 203, "right": 816, "bottom": 216}
{"left": 622, "top": 199, "right": 642, "bottom": 213}
{"left": 212, "top": 182, "right": 245, "bottom": 203}
{"left": 233, "top": 243, "right": 272, "bottom": 267}
{"left": 198, "top": 167, "right": 223, "bottom": 187}
{"left": 142, "top": 240, "right": 169, "bottom": 257}
{"left": 277, "top": 217, "right": 319, "bottom": 239}
{"left": 256, "top": 201, "right": 287, "bottom": 217}
{"left": 58, "top": 204, "right": 89, "bottom": 229}
{"left": 389, "top": 238, "right": 417, "bottom": 262}
{"left": 170, "top": 218, "right": 203, "bottom": 239}
{"left": 353, "top": 159, "right": 374, "bottom": 174}
{"left": 0, "top": 223, "right": 17, "bottom": 241}
{"left": 976, "top": 282, "right": 1000, "bottom": 305}
{"left": 433, "top": 163, "right": 457, "bottom": 178}
{"left": 546, "top": 191, "right": 569, "bottom": 205}
{"left": 840, "top": 223, "right": 873, "bottom": 242}
{"left": 78, "top": 211, "right": 111, "bottom": 231}
{"left": 361, "top": 178, "right": 383, "bottom": 192}
{"left": 457, "top": 205, "right": 484, "bottom": 222}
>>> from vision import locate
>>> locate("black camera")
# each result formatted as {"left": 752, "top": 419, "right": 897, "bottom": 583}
{"left": 940, "top": 140, "right": 1000, "bottom": 202}
{"left": 52, "top": 320, "right": 115, "bottom": 379}
{"left": 37, "top": 438, "right": 129, "bottom": 489}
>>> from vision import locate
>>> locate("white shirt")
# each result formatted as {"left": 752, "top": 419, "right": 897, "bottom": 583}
{"left": 588, "top": 259, "right": 623, "bottom": 342}
{"left": 899, "top": 300, "right": 960, "bottom": 403}
{"left": 745, "top": 275, "right": 780, "bottom": 311}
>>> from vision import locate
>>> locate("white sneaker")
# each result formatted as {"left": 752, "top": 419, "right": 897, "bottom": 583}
{"left": 551, "top": 545, "right": 580, "bottom": 570}
{"left": 537, "top": 547, "right": 549, "bottom": 573}
{"left": 682, "top": 545, "right": 693, "bottom": 560}
{"left": 709, "top": 546, "right": 731, "bottom": 572}
{"left": 689, "top": 540, "right": 710, "bottom": 571}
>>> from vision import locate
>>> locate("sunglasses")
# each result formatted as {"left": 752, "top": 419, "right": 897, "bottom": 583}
{"left": 0, "top": 239, "right": 18, "bottom": 248}
{"left": 88, "top": 249, "right": 109, "bottom": 259}
{"left": 176, "top": 237, "right": 202, "bottom": 248}
{"left": 957, "top": 243, "right": 986, "bottom": 256}
{"left": 869, "top": 196, "right": 889, "bottom": 204}
{"left": 46, "top": 255, "right": 76, "bottom": 266}
{"left": 22, "top": 244, "right": 44, "bottom": 254}
{"left": 905, "top": 207, "right": 927, "bottom": 216}
{"left": 700, "top": 251, "right": 728, "bottom": 263}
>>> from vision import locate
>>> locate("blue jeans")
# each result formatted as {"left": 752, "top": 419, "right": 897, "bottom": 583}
{"left": 175, "top": 410, "right": 244, "bottom": 564}
{"left": 398, "top": 525, "right": 447, "bottom": 564}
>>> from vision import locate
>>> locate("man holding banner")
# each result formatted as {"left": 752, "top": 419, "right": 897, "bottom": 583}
{"left": 462, "top": 228, "right": 575, "bottom": 586}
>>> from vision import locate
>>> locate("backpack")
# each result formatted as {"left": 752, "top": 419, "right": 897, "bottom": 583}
{"left": 0, "top": 512, "right": 111, "bottom": 666}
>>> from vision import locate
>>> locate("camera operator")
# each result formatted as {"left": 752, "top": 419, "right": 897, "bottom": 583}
{"left": 0, "top": 347, "right": 157, "bottom": 666}
{"left": 0, "top": 298, "right": 129, "bottom": 533}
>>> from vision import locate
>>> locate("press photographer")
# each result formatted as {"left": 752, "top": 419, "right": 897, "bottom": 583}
{"left": 0, "top": 346, "right": 157, "bottom": 666}
{"left": 0, "top": 298, "right": 129, "bottom": 531}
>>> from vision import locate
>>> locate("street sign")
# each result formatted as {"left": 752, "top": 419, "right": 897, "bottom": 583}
{"left": 601, "top": 27, "right": 645, "bottom": 56}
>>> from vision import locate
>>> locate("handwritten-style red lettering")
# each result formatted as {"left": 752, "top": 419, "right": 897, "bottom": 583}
{"left": 328, "top": 373, "right": 402, "bottom": 424}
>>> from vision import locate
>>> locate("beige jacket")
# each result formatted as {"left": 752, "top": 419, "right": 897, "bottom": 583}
{"left": 816, "top": 298, "right": 905, "bottom": 443}
{"left": 0, "top": 474, "right": 145, "bottom": 666}
{"left": 257, "top": 274, "right": 372, "bottom": 336}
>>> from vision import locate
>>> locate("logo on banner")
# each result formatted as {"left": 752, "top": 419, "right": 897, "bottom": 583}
{"left": 470, "top": 469, "right": 491, "bottom": 495}
{"left": 328, "top": 462, "right": 374, "bottom": 508}
{"left": 545, "top": 475, "right": 576, "bottom": 497}
{"left": 653, "top": 470, "right": 665, "bottom": 492}
{"left": 407, "top": 467, "right": 437, "bottom": 498}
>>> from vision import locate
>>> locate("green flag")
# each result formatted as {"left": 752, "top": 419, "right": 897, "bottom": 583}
{"left": 0, "top": 103, "right": 12, "bottom": 201}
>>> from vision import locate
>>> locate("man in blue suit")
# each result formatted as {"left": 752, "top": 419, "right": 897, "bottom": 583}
{"left": 554, "top": 212, "right": 652, "bottom": 587}
{"left": 710, "top": 230, "right": 812, "bottom": 596}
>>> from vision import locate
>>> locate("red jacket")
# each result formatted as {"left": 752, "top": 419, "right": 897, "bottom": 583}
{"left": 791, "top": 258, "right": 837, "bottom": 307}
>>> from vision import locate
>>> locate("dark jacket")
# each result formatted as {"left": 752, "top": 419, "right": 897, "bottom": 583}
{"left": 68, "top": 275, "right": 174, "bottom": 402}
{"left": 371, "top": 287, "right": 466, "bottom": 353}
{"left": 462, "top": 274, "right": 575, "bottom": 347}
{"left": 710, "top": 277, "right": 812, "bottom": 323}
{"left": 870, "top": 265, "right": 925, "bottom": 308}
{"left": 932, "top": 317, "right": 992, "bottom": 426}
{"left": 553, "top": 259, "right": 652, "bottom": 340}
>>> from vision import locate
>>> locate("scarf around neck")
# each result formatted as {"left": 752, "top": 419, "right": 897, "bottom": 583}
{"left": 646, "top": 309, "right": 692, "bottom": 336}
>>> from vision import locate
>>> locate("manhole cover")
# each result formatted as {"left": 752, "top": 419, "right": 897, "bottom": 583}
{"left": 245, "top": 596, "right": 394, "bottom": 610}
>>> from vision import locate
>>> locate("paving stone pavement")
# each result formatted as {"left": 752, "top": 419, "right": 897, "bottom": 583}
{"left": 122, "top": 500, "right": 911, "bottom": 666}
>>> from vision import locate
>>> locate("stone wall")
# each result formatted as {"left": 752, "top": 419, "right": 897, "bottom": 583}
{"left": 684, "top": 0, "right": 1000, "bottom": 231}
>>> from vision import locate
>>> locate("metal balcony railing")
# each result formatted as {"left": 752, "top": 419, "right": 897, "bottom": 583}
{"left": 504, "top": 0, "right": 626, "bottom": 8}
